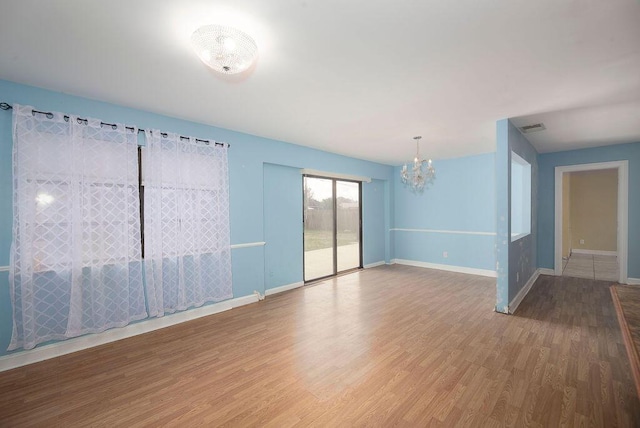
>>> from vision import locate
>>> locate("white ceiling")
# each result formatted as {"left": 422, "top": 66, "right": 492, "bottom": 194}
{"left": 1, "top": 0, "right": 639, "bottom": 165}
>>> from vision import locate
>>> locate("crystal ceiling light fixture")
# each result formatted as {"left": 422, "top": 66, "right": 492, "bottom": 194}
{"left": 191, "top": 25, "right": 258, "bottom": 74}
{"left": 401, "top": 136, "right": 436, "bottom": 192}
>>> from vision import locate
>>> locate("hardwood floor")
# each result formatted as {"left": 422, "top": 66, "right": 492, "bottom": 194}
{"left": 0, "top": 265, "right": 638, "bottom": 426}
{"left": 611, "top": 284, "right": 640, "bottom": 399}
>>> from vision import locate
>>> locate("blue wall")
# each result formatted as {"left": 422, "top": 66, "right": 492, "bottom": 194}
{"left": 495, "top": 119, "right": 538, "bottom": 313}
{"left": 0, "top": 79, "right": 394, "bottom": 356}
{"left": 263, "top": 163, "right": 303, "bottom": 291}
{"left": 392, "top": 152, "right": 496, "bottom": 271}
{"left": 263, "top": 168, "right": 388, "bottom": 292}
{"left": 363, "top": 179, "right": 387, "bottom": 266}
{"left": 507, "top": 121, "right": 538, "bottom": 305}
{"left": 496, "top": 120, "right": 509, "bottom": 312}
{"left": 538, "top": 142, "right": 640, "bottom": 279}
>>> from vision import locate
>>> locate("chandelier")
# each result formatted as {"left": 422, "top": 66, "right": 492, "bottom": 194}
{"left": 401, "top": 136, "right": 436, "bottom": 192}
{"left": 191, "top": 25, "right": 258, "bottom": 74}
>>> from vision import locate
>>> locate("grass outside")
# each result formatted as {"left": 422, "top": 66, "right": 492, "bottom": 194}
{"left": 304, "top": 229, "right": 359, "bottom": 251}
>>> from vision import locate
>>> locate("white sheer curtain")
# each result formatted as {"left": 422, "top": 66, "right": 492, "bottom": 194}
{"left": 143, "top": 130, "right": 232, "bottom": 316}
{"left": 9, "top": 104, "right": 146, "bottom": 350}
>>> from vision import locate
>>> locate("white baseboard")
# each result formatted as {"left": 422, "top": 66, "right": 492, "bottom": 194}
{"left": 391, "top": 259, "right": 496, "bottom": 278}
{"left": 232, "top": 294, "right": 260, "bottom": 307}
{"left": 364, "top": 261, "right": 386, "bottom": 269}
{"left": 627, "top": 278, "right": 640, "bottom": 285}
{"left": 572, "top": 249, "right": 617, "bottom": 256}
{"left": 265, "top": 281, "right": 304, "bottom": 296}
{"left": 538, "top": 268, "right": 555, "bottom": 275}
{"left": 509, "top": 269, "right": 541, "bottom": 314}
{"left": 0, "top": 293, "right": 259, "bottom": 372}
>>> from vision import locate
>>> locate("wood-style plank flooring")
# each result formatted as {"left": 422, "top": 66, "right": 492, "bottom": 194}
{"left": 0, "top": 266, "right": 638, "bottom": 426}
{"left": 611, "top": 284, "right": 640, "bottom": 399}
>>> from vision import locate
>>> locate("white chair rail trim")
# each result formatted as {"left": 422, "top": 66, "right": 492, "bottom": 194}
{"left": 390, "top": 228, "right": 496, "bottom": 236}
{"left": 230, "top": 241, "right": 266, "bottom": 249}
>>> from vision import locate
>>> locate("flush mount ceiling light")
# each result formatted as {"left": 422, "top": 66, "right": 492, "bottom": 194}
{"left": 401, "top": 136, "right": 436, "bottom": 192}
{"left": 191, "top": 25, "right": 257, "bottom": 74}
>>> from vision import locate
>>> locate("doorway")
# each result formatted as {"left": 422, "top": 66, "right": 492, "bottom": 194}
{"left": 554, "top": 161, "right": 628, "bottom": 283}
{"left": 561, "top": 169, "right": 618, "bottom": 280}
{"left": 303, "top": 175, "right": 362, "bottom": 282}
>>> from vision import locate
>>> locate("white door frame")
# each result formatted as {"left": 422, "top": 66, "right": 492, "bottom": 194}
{"left": 554, "top": 160, "right": 628, "bottom": 283}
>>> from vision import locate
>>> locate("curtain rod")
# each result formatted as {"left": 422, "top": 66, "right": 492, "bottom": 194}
{"left": 0, "top": 102, "right": 229, "bottom": 148}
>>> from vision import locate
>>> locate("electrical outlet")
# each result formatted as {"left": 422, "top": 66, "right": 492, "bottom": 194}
{"left": 443, "top": 251, "right": 448, "bottom": 258}
{"left": 580, "top": 239, "right": 585, "bottom": 245}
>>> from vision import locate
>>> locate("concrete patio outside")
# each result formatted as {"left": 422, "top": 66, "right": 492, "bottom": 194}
{"left": 304, "top": 243, "right": 360, "bottom": 281}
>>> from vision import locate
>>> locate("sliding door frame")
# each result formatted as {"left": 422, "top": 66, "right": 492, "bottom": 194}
{"left": 302, "top": 174, "right": 363, "bottom": 283}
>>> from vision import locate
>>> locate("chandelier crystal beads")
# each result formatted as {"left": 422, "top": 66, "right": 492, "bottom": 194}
{"left": 400, "top": 136, "right": 436, "bottom": 192}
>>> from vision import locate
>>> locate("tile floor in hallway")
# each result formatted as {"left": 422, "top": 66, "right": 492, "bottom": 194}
{"left": 563, "top": 252, "right": 619, "bottom": 281}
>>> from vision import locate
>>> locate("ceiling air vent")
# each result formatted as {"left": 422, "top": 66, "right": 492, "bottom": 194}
{"left": 519, "top": 123, "right": 546, "bottom": 133}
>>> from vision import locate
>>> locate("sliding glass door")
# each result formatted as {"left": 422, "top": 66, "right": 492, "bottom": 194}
{"left": 303, "top": 176, "right": 361, "bottom": 282}
{"left": 336, "top": 180, "right": 361, "bottom": 272}
{"left": 303, "top": 177, "right": 335, "bottom": 280}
